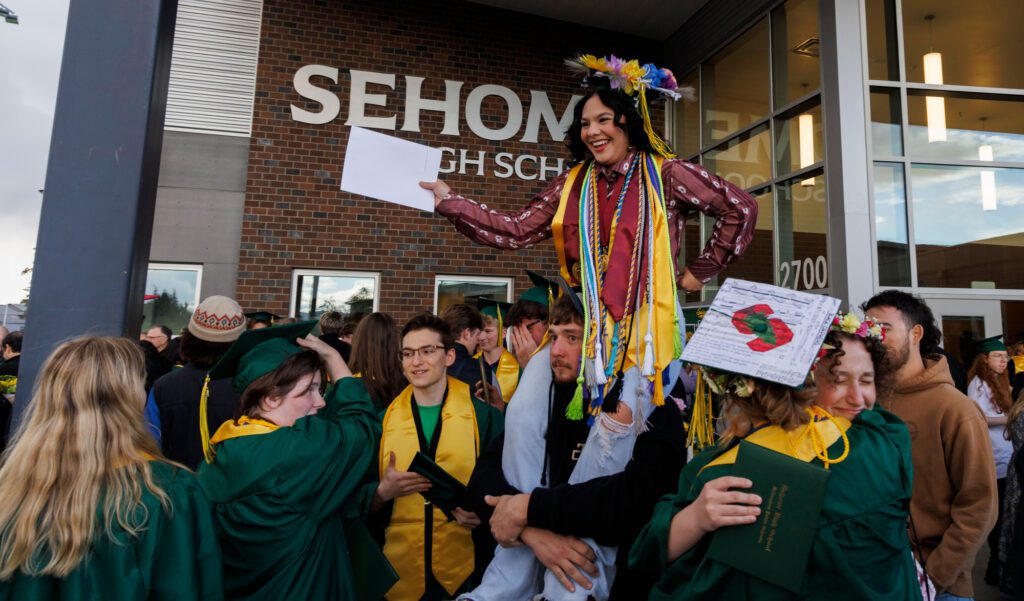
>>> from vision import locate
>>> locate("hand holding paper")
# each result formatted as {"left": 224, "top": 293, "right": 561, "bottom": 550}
{"left": 340, "top": 126, "right": 442, "bottom": 212}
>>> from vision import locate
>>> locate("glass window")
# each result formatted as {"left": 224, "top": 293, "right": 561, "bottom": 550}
{"left": 911, "top": 164, "right": 1024, "bottom": 289}
{"left": 865, "top": 0, "right": 900, "bottom": 81}
{"left": 143, "top": 264, "right": 202, "bottom": 336}
{"left": 770, "top": 0, "right": 821, "bottom": 107}
{"left": 702, "top": 18, "right": 770, "bottom": 145}
{"left": 703, "top": 190, "right": 775, "bottom": 292}
{"left": 776, "top": 174, "right": 828, "bottom": 291}
{"left": 774, "top": 102, "right": 823, "bottom": 178}
{"left": 873, "top": 162, "right": 911, "bottom": 286}
{"left": 902, "top": 1, "right": 1024, "bottom": 90}
{"left": 906, "top": 92, "right": 1024, "bottom": 162}
{"left": 870, "top": 88, "right": 903, "bottom": 156}
{"left": 673, "top": 69, "right": 700, "bottom": 157}
{"left": 702, "top": 123, "right": 772, "bottom": 191}
{"left": 435, "top": 276, "right": 511, "bottom": 314}
{"left": 291, "top": 270, "right": 379, "bottom": 320}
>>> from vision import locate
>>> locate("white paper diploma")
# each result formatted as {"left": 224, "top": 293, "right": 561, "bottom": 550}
{"left": 681, "top": 279, "right": 841, "bottom": 387}
{"left": 340, "top": 126, "right": 442, "bottom": 212}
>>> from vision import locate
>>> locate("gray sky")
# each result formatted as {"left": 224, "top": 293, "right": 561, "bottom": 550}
{"left": 0, "top": 0, "right": 68, "bottom": 305}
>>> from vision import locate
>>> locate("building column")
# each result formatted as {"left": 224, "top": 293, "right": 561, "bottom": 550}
{"left": 13, "top": 0, "right": 179, "bottom": 431}
{"left": 820, "top": 0, "right": 876, "bottom": 311}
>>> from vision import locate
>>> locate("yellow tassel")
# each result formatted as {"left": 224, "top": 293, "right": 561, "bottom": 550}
{"left": 200, "top": 374, "right": 214, "bottom": 464}
{"left": 638, "top": 88, "right": 676, "bottom": 159}
{"left": 686, "top": 368, "right": 715, "bottom": 451}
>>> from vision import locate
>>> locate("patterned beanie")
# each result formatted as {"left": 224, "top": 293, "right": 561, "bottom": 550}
{"left": 188, "top": 295, "right": 246, "bottom": 343}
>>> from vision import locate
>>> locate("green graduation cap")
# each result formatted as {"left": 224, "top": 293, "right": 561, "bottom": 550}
{"left": 521, "top": 270, "right": 560, "bottom": 307}
{"left": 975, "top": 334, "right": 1007, "bottom": 354}
{"left": 200, "top": 320, "right": 317, "bottom": 463}
{"left": 208, "top": 319, "right": 318, "bottom": 393}
{"left": 245, "top": 311, "right": 282, "bottom": 326}
{"left": 476, "top": 297, "right": 512, "bottom": 322}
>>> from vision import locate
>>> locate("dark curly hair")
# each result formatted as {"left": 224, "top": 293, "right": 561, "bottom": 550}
{"left": 817, "top": 330, "right": 894, "bottom": 400}
{"left": 565, "top": 89, "right": 668, "bottom": 162}
{"left": 861, "top": 290, "right": 943, "bottom": 358}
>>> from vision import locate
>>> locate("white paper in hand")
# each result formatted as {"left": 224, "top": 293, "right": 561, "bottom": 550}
{"left": 680, "top": 279, "right": 841, "bottom": 387}
{"left": 340, "top": 126, "right": 442, "bottom": 212}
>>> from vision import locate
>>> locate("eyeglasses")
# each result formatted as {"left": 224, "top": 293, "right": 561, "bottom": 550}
{"left": 400, "top": 345, "right": 447, "bottom": 361}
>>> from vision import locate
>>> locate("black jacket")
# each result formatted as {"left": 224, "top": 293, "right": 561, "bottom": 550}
{"left": 447, "top": 343, "right": 483, "bottom": 391}
{"left": 0, "top": 355, "right": 19, "bottom": 377}
{"left": 151, "top": 364, "right": 240, "bottom": 470}
{"left": 467, "top": 385, "right": 687, "bottom": 600}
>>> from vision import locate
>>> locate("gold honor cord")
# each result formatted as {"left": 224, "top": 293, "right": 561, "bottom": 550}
{"left": 686, "top": 367, "right": 716, "bottom": 451}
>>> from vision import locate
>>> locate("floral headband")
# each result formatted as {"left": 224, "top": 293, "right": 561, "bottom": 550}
{"left": 564, "top": 54, "right": 694, "bottom": 158}
{"left": 700, "top": 311, "right": 885, "bottom": 398}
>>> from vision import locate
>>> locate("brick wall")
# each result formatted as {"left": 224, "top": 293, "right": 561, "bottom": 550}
{"left": 237, "top": 0, "right": 662, "bottom": 323}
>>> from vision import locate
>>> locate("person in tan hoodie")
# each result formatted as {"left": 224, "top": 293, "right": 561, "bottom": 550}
{"left": 864, "top": 290, "right": 997, "bottom": 600}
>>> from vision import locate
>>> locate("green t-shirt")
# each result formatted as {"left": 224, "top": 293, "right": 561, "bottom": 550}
{"left": 416, "top": 403, "right": 443, "bottom": 443}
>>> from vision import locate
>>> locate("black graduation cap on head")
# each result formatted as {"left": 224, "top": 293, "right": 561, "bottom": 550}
{"left": 555, "top": 276, "right": 584, "bottom": 318}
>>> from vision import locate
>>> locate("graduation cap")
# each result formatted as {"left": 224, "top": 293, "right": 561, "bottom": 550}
{"left": 200, "top": 320, "right": 317, "bottom": 463}
{"left": 975, "top": 334, "right": 1007, "bottom": 354}
{"left": 555, "top": 276, "right": 584, "bottom": 318}
{"left": 520, "top": 270, "right": 560, "bottom": 307}
{"left": 245, "top": 311, "right": 281, "bottom": 326}
{"left": 476, "top": 298, "right": 512, "bottom": 322}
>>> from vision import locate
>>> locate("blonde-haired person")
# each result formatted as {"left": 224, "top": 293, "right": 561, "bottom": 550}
{"left": 629, "top": 314, "right": 917, "bottom": 600}
{"left": 0, "top": 336, "right": 223, "bottom": 599}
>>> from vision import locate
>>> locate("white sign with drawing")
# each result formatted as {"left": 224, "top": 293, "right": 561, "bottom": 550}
{"left": 681, "top": 278, "right": 841, "bottom": 387}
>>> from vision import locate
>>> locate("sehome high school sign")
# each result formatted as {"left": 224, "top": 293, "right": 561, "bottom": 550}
{"left": 291, "top": 65, "right": 584, "bottom": 181}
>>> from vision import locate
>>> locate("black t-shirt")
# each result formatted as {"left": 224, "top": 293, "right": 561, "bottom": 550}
{"left": 543, "top": 381, "right": 592, "bottom": 487}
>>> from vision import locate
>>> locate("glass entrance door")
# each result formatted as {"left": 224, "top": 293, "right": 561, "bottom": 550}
{"left": 924, "top": 298, "right": 1002, "bottom": 367}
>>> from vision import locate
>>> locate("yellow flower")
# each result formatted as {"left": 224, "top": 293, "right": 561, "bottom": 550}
{"left": 840, "top": 312, "right": 860, "bottom": 333}
{"left": 580, "top": 54, "right": 608, "bottom": 72}
{"left": 621, "top": 59, "right": 645, "bottom": 81}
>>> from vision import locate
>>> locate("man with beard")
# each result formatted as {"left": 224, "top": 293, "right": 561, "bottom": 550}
{"left": 462, "top": 292, "right": 687, "bottom": 600}
{"left": 863, "top": 290, "right": 996, "bottom": 600}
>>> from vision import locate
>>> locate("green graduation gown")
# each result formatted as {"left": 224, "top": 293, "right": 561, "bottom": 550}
{"left": 197, "top": 377, "right": 380, "bottom": 601}
{"left": 0, "top": 461, "right": 223, "bottom": 600}
{"left": 629, "top": 409, "right": 920, "bottom": 601}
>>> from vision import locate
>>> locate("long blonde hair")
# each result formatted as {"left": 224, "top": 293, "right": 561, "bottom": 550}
{"left": 0, "top": 336, "right": 170, "bottom": 579}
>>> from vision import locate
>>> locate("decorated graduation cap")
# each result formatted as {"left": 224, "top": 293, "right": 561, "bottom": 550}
{"left": 564, "top": 54, "right": 692, "bottom": 158}
{"left": 521, "top": 270, "right": 560, "bottom": 308}
{"left": 200, "top": 319, "right": 317, "bottom": 462}
{"left": 245, "top": 311, "right": 281, "bottom": 326}
{"left": 975, "top": 334, "right": 1007, "bottom": 354}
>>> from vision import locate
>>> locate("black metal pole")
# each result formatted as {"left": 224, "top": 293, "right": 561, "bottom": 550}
{"left": 12, "top": 0, "right": 179, "bottom": 431}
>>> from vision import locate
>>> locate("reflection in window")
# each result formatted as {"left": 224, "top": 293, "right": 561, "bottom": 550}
{"left": 873, "top": 163, "right": 911, "bottom": 286}
{"left": 143, "top": 264, "right": 202, "bottom": 336}
{"left": 911, "top": 164, "right": 1024, "bottom": 289}
{"left": 703, "top": 123, "right": 771, "bottom": 192}
{"left": 435, "top": 277, "right": 511, "bottom": 315}
{"left": 902, "top": 1, "right": 1024, "bottom": 90}
{"left": 865, "top": 0, "right": 899, "bottom": 81}
{"left": 292, "top": 270, "right": 378, "bottom": 320}
{"left": 777, "top": 174, "right": 828, "bottom": 291}
{"left": 674, "top": 69, "right": 700, "bottom": 157}
{"left": 770, "top": 0, "right": 821, "bottom": 107}
{"left": 775, "top": 103, "right": 823, "bottom": 178}
{"left": 703, "top": 190, "right": 775, "bottom": 292}
{"left": 702, "top": 18, "right": 770, "bottom": 145}
{"left": 870, "top": 88, "right": 903, "bottom": 157}
{"left": 906, "top": 93, "right": 1024, "bottom": 163}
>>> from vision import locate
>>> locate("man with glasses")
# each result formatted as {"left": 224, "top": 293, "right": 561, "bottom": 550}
{"left": 370, "top": 312, "right": 504, "bottom": 601}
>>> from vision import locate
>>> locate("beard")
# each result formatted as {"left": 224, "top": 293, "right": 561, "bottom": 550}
{"left": 888, "top": 338, "right": 912, "bottom": 371}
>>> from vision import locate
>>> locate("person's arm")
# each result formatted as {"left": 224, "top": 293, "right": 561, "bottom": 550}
{"left": 466, "top": 432, "right": 519, "bottom": 522}
{"left": 925, "top": 409, "right": 999, "bottom": 591}
{"left": 662, "top": 160, "right": 759, "bottom": 288}
{"left": 526, "top": 403, "right": 687, "bottom": 546}
{"left": 421, "top": 171, "right": 568, "bottom": 250}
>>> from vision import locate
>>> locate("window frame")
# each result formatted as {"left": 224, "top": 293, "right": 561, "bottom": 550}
{"left": 146, "top": 262, "right": 203, "bottom": 308}
{"left": 289, "top": 268, "right": 381, "bottom": 318}
{"left": 432, "top": 274, "right": 514, "bottom": 315}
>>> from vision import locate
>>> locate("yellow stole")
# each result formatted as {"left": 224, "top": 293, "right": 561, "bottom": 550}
{"left": 1013, "top": 355, "right": 1024, "bottom": 374}
{"left": 492, "top": 350, "right": 520, "bottom": 403}
{"left": 380, "top": 377, "right": 479, "bottom": 600}
{"left": 702, "top": 416, "right": 852, "bottom": 472}
{"left": 551, "top": 155, "right": 679, "bottom": 406}
{"left": 209, "top": 415, "right": 279, "bottom": 447}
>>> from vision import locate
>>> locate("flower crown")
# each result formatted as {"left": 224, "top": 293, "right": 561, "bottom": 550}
{"left": 700, "top": 311, "right": 886, "bottom": 398}
{"left": 565, "top": 54, "right": 694, "bottom": 158}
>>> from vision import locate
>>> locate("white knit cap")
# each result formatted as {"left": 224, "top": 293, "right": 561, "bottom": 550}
{"left": 188, "top": 295, "right": 246, "bottom": 343}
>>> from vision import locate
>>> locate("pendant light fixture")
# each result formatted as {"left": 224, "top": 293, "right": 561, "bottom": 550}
{"left": 978, "top": 117, "right": 997, "bottom": 211}
{"left": 923, "top": 15, "right": 946, "bottom": 142}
